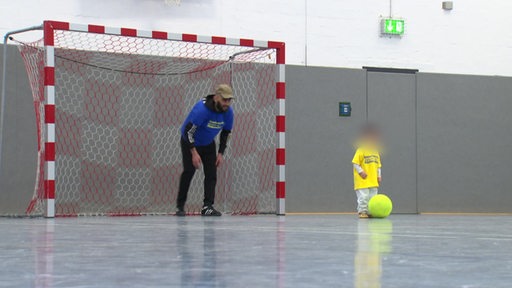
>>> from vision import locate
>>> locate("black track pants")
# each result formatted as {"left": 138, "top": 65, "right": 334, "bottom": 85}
{"left": 177, "top": 138, "right": 217, "bottom": 209}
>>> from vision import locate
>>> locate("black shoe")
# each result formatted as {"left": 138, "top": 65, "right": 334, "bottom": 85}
{"left": 201, "top": 206, "right": 222, "bottom": 216}
{"left": 175, "top": 208, "right": 186, "bottom": 217}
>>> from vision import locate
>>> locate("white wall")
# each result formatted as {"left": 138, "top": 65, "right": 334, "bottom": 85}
{"left": 1, "top": 0, "right": 511, "bottom": 76}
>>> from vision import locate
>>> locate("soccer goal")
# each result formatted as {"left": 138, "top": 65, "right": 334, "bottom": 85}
{"left": 2, "top": 20, "right": 285, "bottom": 217}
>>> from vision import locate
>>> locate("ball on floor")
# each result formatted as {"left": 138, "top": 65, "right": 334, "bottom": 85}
{"left": 368, "top": 194, "right": 393, "bottom": 218}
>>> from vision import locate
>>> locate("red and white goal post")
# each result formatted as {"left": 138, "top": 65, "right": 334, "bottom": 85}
{"left": 7, "top": 20, "right": 285, "bottom": 217}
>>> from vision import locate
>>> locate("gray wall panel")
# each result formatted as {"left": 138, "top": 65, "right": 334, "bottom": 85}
{"left": 0, "top": 44, "right": 37, "bottom": 215}
{"left": 2, "top": 48, "right": 512, "bottom": 214}
{"left": 417, "top": 73, "right": 512, "bottom": 212}
{"left": 286, "top": 66, "right": 367, "bottom": 212}
{"left": 367, "top": 72, "right": 417, "bottom": 213}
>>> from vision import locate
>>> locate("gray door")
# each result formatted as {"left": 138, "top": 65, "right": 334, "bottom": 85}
{"left": 366, "top": 69, "right": 417, "bottom": 213}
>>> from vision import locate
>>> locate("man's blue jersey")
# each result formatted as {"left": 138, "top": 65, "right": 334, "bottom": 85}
{"left": 181, "top": 99, "right": 234, "bottom": 147}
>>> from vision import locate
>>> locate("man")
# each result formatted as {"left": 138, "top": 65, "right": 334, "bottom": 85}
{"left": 176, "top": 84, "right": 234, "bottom": 216}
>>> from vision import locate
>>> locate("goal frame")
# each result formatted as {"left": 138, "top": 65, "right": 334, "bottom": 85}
{"left": 39, "top": 20, "right": 285, "bottom": 217}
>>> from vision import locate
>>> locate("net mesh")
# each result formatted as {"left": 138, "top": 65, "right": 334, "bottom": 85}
{"left": 17, "top": 40, "right": 46, "bottom": 216}
{"left": 19, "top": 29, "right": 277, "bottom": 216}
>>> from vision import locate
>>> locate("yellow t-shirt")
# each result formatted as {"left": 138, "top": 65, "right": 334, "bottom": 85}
{"left": 352, "top": 147, "right": 381, "bottom": 190}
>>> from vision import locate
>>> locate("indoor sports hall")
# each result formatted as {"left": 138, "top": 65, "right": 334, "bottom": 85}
{"left": 1, "top": 1, "right": 511, "bottom": 287}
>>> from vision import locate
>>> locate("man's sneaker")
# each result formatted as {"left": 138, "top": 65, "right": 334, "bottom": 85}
{"left": 175, "top": 208, "right": 186, "bottom": 217}
{"left": 201, "top": 206, "right": 222, "bottom": 216}
{"left": 358, "top": 213, "right": 369, "bottom": 219}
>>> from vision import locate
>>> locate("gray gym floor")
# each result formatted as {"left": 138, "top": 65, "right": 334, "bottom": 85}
{"left": 1, "top": 214, "right": 511, "bottom": 287}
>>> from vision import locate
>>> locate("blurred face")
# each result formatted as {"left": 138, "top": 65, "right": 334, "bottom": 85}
{"left": 214, "top": 94, "right": 233, "bottom": 112}
{"left": 362, "top": 130, "right": 380, "bottom": 147}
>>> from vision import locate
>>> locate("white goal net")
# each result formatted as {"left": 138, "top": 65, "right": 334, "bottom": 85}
{"left": 16, "top": 23, "right": 282, "bottom": 216}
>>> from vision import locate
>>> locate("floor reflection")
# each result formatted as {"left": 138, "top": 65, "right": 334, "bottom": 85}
{"left": 354, "top": 219, "right": 393, "bottom": 288}
{"left": 276, "top": 216, "right": 285, "bottom": 288}
{"left": 34, "top": 220, "right": 55, "bottom": 288}
{"left": 177, "top": 218, "right": 225, "bottom": 288}
{"left": 2, "top": 215, "right": 507, "bottom": 287}
{"left": 177, "top": 219, "right": 193, "bottom": 286}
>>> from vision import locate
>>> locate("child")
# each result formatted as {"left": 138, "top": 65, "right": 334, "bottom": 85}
{"left": 352, "top": 124, "right": 382, "bottom": 218}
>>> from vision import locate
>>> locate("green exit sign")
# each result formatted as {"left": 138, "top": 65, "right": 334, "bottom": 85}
{"left": 381, "top": 18, "right": 405, "bottom": 36}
